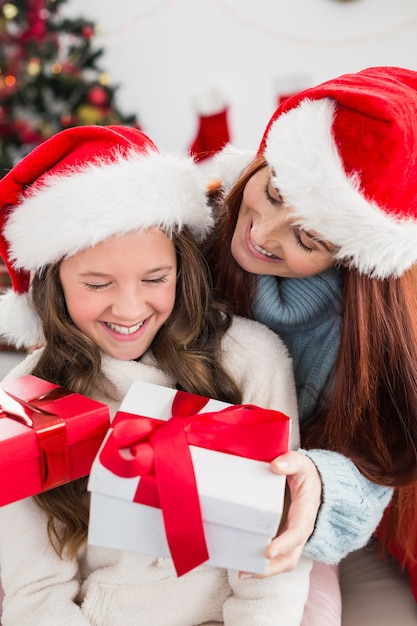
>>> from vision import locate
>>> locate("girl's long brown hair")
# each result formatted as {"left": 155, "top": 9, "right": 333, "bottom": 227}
{"left": 30, "top": 228, "right": 242, "bottom": 558}
{"left": 204, "top": 156, "right": 417, "bottom": 561}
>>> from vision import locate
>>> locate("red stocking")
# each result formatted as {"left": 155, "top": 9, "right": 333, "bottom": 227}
{"left": 189, "top": 89, "right": 231, "bottom": 162}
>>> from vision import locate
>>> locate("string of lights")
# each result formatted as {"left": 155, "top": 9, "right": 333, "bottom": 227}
{"left": 97, "top": 0, "right": 417, "bottom": 49}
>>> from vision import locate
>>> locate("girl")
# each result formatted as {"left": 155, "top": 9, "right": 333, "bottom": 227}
{"left": 203, "top": 66, "right": 417, "bottom": 623}
{"left": 0, "top": 125, "right": 313, "bottom": 625}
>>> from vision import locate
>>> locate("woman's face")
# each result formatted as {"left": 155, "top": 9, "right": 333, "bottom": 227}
{"left": 59, "top": 228, "right": 177, "bottom": 361}
{"left": 231, "top": 167, "right": 337, "bottom": 278}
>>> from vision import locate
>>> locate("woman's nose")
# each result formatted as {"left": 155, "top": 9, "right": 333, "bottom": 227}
{"left": 255, "top": 210, "right": 287, "bottom": 241}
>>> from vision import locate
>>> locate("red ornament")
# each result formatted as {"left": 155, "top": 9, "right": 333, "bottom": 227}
{"left": 61, "top": 62, "right": 82, "bottom": 77}
{"left": 87, "top": 86, "right": 109, "bottom": 107}
{"left": 0, "top": 121, "right": 16, "bottom": 140}
{"left": 60, "top": 114, "right": 74, "bottom": 128}
{"left": 20, "top": 0, "right": 48, "bottom": 43}
{"left": 82, "top": 26, "right": 94, "bottom": 39}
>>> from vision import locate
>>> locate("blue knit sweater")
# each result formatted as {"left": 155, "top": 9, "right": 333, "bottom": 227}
{"left": 254, "top": 268, "right": 392, "bottom": 563}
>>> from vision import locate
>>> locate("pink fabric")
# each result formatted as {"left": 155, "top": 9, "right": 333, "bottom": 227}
{"left": 301, "top": 561, "right": 342, "bottom": 626}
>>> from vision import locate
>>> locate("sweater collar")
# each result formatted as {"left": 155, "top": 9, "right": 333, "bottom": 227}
{"left": 254, "top": 268, "right": 342, "bottom": 334}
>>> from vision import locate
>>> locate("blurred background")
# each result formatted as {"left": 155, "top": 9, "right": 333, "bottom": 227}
{"left": 60, "top": 0, "right": 417, "bottom": 152}
{"left": 2, "top": 0, "right": 417, "bottom": 171}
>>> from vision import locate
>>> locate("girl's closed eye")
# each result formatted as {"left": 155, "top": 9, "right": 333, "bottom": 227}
{"left": 85, "top": 282, "right": 111, "bottom": 290}
{"left": 143, "top": 275, "right": 169, "bottom": 284}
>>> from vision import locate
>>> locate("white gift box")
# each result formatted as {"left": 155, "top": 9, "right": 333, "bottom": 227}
{"left": 88, "top": 381, "right": 290, "bottom": 574}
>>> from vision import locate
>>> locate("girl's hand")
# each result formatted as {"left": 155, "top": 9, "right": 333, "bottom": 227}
{"left": 239, "top": 451, "right": 322, "bottom": 579}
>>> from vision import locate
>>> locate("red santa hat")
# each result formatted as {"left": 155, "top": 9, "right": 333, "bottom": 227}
{"left": 258, "top": 66, "right": 417, "bottom": 279}
{"left": 0, "top": 125, "right": 213, "bottom": 349}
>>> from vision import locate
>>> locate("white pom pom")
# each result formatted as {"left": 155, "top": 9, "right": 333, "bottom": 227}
{"left": 0, "top": 289, "right": 44, "bottom": 350}
{"left": 211, "top": 144, "right": 256, "bottom": 192}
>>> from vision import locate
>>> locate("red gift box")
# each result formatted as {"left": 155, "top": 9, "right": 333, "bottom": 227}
{"left": 0, "top": 374, "right": 110, "bottom": 506}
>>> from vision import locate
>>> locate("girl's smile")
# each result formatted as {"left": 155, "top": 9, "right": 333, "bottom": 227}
{"left": 104, "top": 319, "right": 149, "bottom": 336}
{"left": 59, "top": 228, "right": 177, "bottom": 361}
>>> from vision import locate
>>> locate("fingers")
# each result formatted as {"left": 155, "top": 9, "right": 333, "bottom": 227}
{"left": 269, "top": 450, "right": 313, "bottom": 477}
{"left": 271, "top": 450, "right": 322, "bottom": 542}
{"left": 239, "top": 451, "right": 322, "bottom": 579}
{"left": 239, "top": 535, "right": 305, "bottom": 579}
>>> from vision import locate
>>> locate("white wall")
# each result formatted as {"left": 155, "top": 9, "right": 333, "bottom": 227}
{"left": 62, "top": 0, "right": 417, "bottom": 153}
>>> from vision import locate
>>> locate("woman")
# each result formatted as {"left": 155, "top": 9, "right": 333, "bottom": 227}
{"left": 204, "top": 65, "right": 417, "bottom": 623}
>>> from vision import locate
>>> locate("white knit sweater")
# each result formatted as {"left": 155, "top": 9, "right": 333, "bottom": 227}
{"left": 0, "top": 316, "right": 311, "bottom": 626}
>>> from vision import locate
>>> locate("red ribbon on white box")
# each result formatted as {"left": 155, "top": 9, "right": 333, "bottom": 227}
{"left": 100, "top": 390, "right": 290, "bottom": 576}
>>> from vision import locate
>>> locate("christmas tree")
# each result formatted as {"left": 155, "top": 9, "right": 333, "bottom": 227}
{"left": 0, "top": 0, "right": 138, "bottom": 178}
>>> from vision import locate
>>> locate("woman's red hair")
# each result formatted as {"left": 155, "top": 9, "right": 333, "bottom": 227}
{"left": 204, "top": 156, "right": 417, "bottom": 562}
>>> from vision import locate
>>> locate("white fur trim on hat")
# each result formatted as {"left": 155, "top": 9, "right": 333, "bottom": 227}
{"left": 0, "top": 289, "right": 44, "bottom": 349}
{"left": 211, "top": 144, "right": 256, "bottom": 194}
{"left": 264, "top": 98, "right": 417, "bottom": 278}
{"left": 5, "top": 149, "right": 213, "bottom": 273}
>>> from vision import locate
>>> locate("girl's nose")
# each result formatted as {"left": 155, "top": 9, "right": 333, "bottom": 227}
{"left": 112, "top": 287, "right": 145, "bottom": 320}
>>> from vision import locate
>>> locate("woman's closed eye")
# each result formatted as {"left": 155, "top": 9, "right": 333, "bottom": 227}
{"left": 263, "top": 181, "right": 284, "bottom": 207}
{"left": 295, "top": 234, "right": 314, "bottom": 253}
{"left": 293, "top": 227, "right": 315, "bottom": 252}
{"left": 293, "top": 226, "right": 337, "bottom": 255}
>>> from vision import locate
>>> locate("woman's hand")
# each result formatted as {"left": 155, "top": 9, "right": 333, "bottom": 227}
{"left": 240, "top": 451, "right": 322, "bottom": 579}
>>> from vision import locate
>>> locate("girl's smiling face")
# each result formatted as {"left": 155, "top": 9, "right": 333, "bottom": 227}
{"left": 59, "top": 228, "right": 177, "bottom": 361}
{"left": 231, "top": 167, "right": 337, "bottom": 278}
